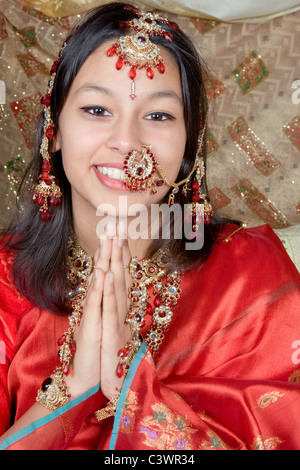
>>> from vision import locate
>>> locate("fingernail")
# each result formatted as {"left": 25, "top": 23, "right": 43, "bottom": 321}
{"left": 100, "top": 233, "right": 107, "bottom": 245}
{"left": 118, "top": 221, "right": 127, "bottom": 238}
{"left": 106, "top": 221, "right": 116, "bottom": 238}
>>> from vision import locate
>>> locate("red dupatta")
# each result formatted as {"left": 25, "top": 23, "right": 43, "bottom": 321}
{"left": 1, "top": 224, "right": 300, "bottom": 450}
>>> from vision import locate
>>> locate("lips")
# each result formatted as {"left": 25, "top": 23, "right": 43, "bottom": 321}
{"left": 93, "top": 163, "right": 127, "bottom": 191}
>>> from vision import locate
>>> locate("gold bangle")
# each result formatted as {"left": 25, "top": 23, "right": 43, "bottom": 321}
{"left": 36, "top": 366, "right": 71, "bottom": 411}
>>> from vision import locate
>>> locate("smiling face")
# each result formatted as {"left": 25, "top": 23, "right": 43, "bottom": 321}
{"left": 54, "top": 40, "right": 186, "bottom": 227}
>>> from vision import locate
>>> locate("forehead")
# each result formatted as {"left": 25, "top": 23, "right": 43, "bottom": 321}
{"left": 69, "top": 39, "right": 183, "bottom": 100}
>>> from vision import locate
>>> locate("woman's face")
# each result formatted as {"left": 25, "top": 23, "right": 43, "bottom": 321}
{"left": 55, "top": 40, "right": 186, "bottom": 223}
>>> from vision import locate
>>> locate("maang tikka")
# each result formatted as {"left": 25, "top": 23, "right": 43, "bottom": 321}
{"left": 32, "top": 37, "right": 71, "bottom": 221}
{"left": 107, "top": 6, "right": 179, "bottom": 99}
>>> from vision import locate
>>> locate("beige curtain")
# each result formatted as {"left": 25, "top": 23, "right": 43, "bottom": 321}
{"left": 16, "top": 0, "right": 300, "bottom": 21}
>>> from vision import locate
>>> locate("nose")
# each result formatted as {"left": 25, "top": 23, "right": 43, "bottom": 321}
{"left": 106, "top": 113, "right": 143, "bottom": 157}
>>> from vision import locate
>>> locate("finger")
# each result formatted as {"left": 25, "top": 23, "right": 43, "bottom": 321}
{"left": 97, "top": 233, "right": 112, "bottom": 272}
{"left": 77, "top": 266, "right": 104, "bottom": 344}
{"left": 110, "top": 237, "right": 128, "bottom": 319}
{"left": 117, "top": 220, "right": 132, "bottom": 301}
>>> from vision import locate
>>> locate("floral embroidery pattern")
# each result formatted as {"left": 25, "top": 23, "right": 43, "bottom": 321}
{"left": 231, "top": 50, "right": 270, "bottom": 95}
{"left": 251, "top": 435, "right": 284, "bottom": 450}
{"left": 119, "top": 391, "right": 140, "bottom": 435}
{"left": 199, "top": 430, "right": 229, "bottom": 450}
{"left": 139, "top": 402, "right": 197, "bottom": 450}
{"left": 256, "top": 391, "right": 285, "bottom": 409}
{"left": 288, "top": 369, "right": 300, "bottom": 384}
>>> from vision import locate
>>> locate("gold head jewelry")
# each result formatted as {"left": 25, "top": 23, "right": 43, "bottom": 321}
{"left": 107, "top": 5, "right": 179, "bottom": 99}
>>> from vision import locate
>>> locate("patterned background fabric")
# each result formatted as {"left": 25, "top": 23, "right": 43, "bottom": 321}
{"left": 0, "top": 0, "right": 299, "bottom": 235}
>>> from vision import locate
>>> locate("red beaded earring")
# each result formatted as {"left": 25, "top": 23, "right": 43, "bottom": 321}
{"left": 32, "top": 37, "right": 71, "bottom": 221}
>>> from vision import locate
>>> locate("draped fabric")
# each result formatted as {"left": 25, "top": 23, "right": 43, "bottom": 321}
{"left": 16, "top": 0, "right": 300, "bottom": 22}
{"left": 1, "top": 224, "right": 300, "bottom": 450}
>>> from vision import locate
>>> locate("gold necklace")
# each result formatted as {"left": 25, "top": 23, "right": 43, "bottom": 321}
{"left": 126, "top": 250, "right": 182, "bottom": 355}
{"left": 58, "top": 233, "right": 92, "bottom": 376}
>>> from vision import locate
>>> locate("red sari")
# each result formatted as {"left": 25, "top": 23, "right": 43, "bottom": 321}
{"left": 0, "top": 224, "right": 300, "bottom": 450}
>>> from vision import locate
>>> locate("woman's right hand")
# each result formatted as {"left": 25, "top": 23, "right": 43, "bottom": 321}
{"left": 65, "top": 231, "right": 132, "bottom": 400}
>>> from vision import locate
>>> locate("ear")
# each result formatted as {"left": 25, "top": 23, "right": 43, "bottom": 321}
{"left": 51, "top": 129, "right": 61, "bottom": 153}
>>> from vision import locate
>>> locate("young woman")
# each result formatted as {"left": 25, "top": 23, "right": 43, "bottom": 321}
{"left": 0, "top": 3, "right": 299, "bottom": 450}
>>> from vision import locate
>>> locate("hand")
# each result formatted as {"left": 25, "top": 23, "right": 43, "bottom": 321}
{"left": 65, "top": 232, "right": 132, "bottom": 400}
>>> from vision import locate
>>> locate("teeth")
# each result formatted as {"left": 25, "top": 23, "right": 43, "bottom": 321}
{"left": 97, "top": 166, "right": 125, "bottom": 181}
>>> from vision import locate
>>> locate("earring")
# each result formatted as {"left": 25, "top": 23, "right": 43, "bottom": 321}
{"left": 190, "top": 154, "right": 213, "bottom": 230}
{"left": 32, "top": 107, "right": 62, "bottom": 221}
{"left": 32, "top": 36, "right": 71, "bottom": 221}
{"left": 123, "top": 145, "right": 157, "bottom": 192}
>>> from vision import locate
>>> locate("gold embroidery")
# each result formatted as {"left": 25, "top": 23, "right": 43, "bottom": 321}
{"left": 199, "top": 430, "right": 229, "bottom": 450}
{"left": 288, "top": 369, "right": 300, "bottom": 384}
{"left": 139, "top": 402, "right": 197, "bottom": 450}
{"left": 256, "top": 391, "right": 285, "bottom": 409}
{"left": 251, "top": 435, "right": 284, "bottom": 450}
{"left": 119, "top": 391, "right": 140, "bottom": 435}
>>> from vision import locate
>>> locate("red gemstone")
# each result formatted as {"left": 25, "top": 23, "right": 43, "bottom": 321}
{"left": 41, "top": 172, "right": 52, "bottom": 185}
{"left": 70, "top": 340, "right": 76, "bottom": 354}
{"left": 129, "top": 66, "right": 136, "bottom": 79}
{"left": 156, "top": 179, "right": 164, "bottom": 187}
{"left": 50, "top": 60, "right": 59, "bottom": 75}
{"left": 45, "top": 126, "right": 54, "bottom": 139}
{"left": 42, "top": 160, "right": 51, "bottom": 172}
{"left": 146, "top": 67, "right": 155, "bottom": 79}
{"left": 164, "top": 32, "right": 173, "bottom": 42}
{"left": 49, "top": 195, "right": 60, "bottom": 206}
{"left": 116, "top": 363, "right": 124, "bottom": 378}
{"left": 116, "top": 57, "right": 124, "bottom": 70}
{"left": 118, "top": 348, "right": 128, "bottom": 358}
{"left": 57, "top": 334, "right": 66, "bottom": 346}
{"left": 63, "top": 363, "right": 70, "bottom": 375}
{"left": 41, "top": 210, "right": 52, "bottom": 222}
{"left": 107, "top": 45, "right": 116, "bottom": 57}
{"left": 136, "top": 167, "right": 144, "bottom": 176}
{"left": 119, "top": 20, "right": 127, "bottom": 29}
{"left": 37, "top": 195, "right": 45, "bottom": 206}
{"left": 204, "top": 215, "right": 211, "bottom": 225}
{"left": 41, "top": 93, "right": 51, "bottom": 107}
{"left": 146, "top": 302, "right": 153, "bottom": 314}
{"left": 157, "top": 62, "right": 165, "bottom": 74}
{"left": 154, "top": 295, "right": 162, "bottom": 307}
{"left": 192, "top": 180, "right": 200, "bottom": 191}
{"left": 168, "top": 21, "right": 179, "bottom": 31}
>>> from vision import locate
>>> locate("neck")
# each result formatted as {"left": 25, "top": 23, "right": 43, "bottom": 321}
{"left": 72, "top": 209, "right": 155, "bottom": 260}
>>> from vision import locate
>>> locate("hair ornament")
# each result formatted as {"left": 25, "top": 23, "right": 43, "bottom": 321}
{"left": 107, "top": 6, "right": 179, "bottom": 98}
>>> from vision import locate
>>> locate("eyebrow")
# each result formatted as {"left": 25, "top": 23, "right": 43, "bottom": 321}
{"left": 74, "top": 84, "right": 112, "bottom": 96}
{"left": 146, "top": 90, "right": 183, "bottom": 104}
{"left": 74, "top": 84, "right": 182, "bottom": 104}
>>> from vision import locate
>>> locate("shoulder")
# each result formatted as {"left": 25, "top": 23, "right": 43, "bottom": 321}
{"left": 206, "top": 223, "right": 300, "bottom": 287}
{"left": 0, "top": 238, "right": 29, "bottom": 309}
